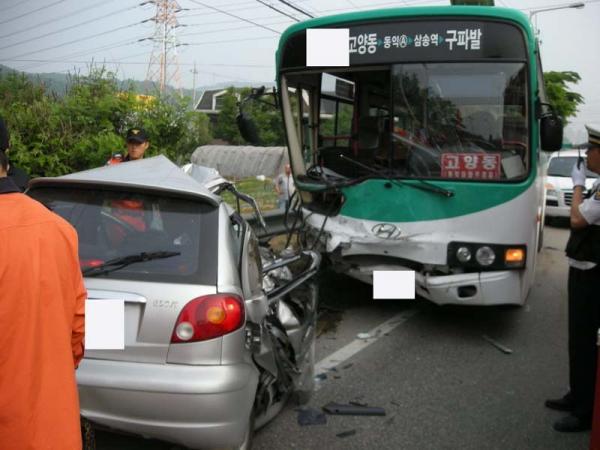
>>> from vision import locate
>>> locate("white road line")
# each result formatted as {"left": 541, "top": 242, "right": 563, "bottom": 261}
{"left": 314, "top": 308, "right": 418, "bottom": 387}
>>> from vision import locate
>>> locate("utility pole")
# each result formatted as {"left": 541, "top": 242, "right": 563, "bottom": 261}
{"left": 191, "top": 61, "right": 198, "bottom": 108}
{"left": 143, "top": 0, "right": 184, "bottom": 93}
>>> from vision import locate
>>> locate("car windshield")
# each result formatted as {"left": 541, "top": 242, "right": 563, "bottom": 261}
{"left": 547, "top": 156, "right": 596, "bottom": 178}
{"left": 28, "top": 187, "right": 218, "bottom": 284}
{"left": 391, "top": 62, "right": 529, "bottom": 181}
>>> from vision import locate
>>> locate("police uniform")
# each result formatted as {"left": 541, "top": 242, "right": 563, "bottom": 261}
{"left": 551, "top": 124, "right": 600, "bottom": 430}
{"left": 565, "top": 178, "right": 600, "bottom": 423}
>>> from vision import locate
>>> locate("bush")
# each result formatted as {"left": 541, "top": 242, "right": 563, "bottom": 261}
{"left": 0, "top": 67, "right": 212, "bottom": 177}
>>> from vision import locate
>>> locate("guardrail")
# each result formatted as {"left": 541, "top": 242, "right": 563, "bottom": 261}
{"left": 243, "top": 209, "right": 302, "bottom": 239}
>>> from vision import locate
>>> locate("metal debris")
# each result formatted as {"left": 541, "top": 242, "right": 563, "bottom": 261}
{"left": 322, "top": 402, "right": 386, "bottom": 416}
{"left": 482, "top": 334, "right": 513, "bottom": 354}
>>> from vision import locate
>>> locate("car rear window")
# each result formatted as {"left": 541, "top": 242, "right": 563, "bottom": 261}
{"left": 29, "top": 186, "right": 218, "bottom": 285}
{"left": 548, "top": 156, "right": 595, "bottom": 178}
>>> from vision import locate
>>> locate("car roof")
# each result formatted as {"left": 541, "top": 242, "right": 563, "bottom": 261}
{"left": 549, "top": 149, "right": 585, "bottom": 159}
{"left": 29, "top": 155, "right": 221, "bottom": 206}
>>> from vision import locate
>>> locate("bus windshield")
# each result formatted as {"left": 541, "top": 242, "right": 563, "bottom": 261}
{"left": 391, "top": 62, "right": 528, "bottom": 180}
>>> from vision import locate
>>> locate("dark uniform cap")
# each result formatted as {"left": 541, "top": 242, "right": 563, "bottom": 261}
{"left": 126, "top": 127, "right": 149, "bottom": 143}
{"left": 0, "top": 116, "right": 9, "bottom": 152}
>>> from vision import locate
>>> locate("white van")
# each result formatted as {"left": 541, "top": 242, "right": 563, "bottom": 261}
{"left": 545, "top": 149, "right": 598, "bottom": 219}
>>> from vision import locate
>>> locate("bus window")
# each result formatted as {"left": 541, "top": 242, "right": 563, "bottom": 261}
{"left": 391, "top": 62, "right": 529, "bottom": 181}
{"left": 319, "top": 74, "right": 354, "bottom": 150}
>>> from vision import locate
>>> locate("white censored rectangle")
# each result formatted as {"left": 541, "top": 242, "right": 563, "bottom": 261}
{"left": 85, "top": 299, "right": 125, "bottom": 350}
{"left": 373, "top": 270, "right": 415, "bottom": 299}
{"left": 306, "top": 28, "right": 349, "bottom": 67}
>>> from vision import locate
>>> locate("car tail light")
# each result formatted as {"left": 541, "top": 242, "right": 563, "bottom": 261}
{"left": 170, "top": 294, "right": 245, "bottom": 343}
{"left": 80, "top": 259, "right": 105, "bottom": 268}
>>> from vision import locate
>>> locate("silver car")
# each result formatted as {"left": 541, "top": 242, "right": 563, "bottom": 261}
{"left": 28, "top": 155, "right": 320, "bottom": 449}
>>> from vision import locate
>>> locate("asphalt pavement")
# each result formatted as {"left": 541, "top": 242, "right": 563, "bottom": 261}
{"left": 95, "top": 222, "right": 591, "bottom": 450}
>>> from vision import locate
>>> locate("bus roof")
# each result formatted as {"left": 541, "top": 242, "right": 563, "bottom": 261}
{"left": 276, "top": 6, "right": 534, "bottom": 74}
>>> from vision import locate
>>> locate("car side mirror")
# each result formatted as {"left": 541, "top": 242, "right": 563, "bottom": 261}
{"left": 539, "top": 103, "right": 563, "bottom": 152}
{"left": 236, "top": 112, "right": 261, "bottom": 146}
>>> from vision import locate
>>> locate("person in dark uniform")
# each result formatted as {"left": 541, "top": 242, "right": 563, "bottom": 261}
{"left": 107, "top": 127, "right": 150, "bottom": 165}
{"left": 546, "top": 124, "right": 600, "bottom": 432}
{"left": 0, "top": 116, "right": 30, "bottom": 191}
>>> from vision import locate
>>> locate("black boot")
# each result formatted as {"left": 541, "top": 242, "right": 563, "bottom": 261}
{"left": 553, "top": 414, "right": 591, "bottom": 432}
{"left": 545, "top": 393, "right": 575, "bottom": 412}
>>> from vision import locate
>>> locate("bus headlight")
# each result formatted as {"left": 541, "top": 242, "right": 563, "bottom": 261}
{"left": 475, "top": 246, "right": 495, "bottom": 266}
{"left": 456, "top": 246, "right": 472, "bottom": 263}
{"left": 447, "top": 242, "right": 526, "bottom": 271}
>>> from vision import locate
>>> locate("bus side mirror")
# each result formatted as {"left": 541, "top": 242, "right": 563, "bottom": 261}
{"left": 237, "top": 112, "right": 261, "bottom": 146}
{"left": 540, "top": 115, "right": 563, "bottom": 152}
{"left": 539, "top": 103, "right": 563, "bottom": 152}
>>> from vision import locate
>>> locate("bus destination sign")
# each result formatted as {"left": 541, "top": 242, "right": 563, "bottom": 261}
{"left": 346, "top": 21, "right": 525, "bottom": 64}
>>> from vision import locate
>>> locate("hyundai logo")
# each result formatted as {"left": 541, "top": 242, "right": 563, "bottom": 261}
{"left": 371, "top": 223, "right": 402, "bottom": 240}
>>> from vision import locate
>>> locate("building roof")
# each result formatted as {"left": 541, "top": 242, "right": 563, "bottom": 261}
{"left": 29, "top": 155, "right": 220, "bottom": 205}
{"left": 195, "top": 89, "right": 227, "bottom": 112}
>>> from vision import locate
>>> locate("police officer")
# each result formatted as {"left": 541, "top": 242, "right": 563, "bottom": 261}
{"left": 546, "top": 124, "right": 600, "bottom": 432}
{"left": 107, "top": 127, "right": 150, "bottom": 165}
{"left": 0, "top": 116, "right": 30, "bottom": 191}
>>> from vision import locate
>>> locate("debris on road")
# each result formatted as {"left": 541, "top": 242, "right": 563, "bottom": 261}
{"left": 297, "top": 408, "right": 327, "bottom": 426}
{"left": 322, "top": 402, "right": 386, "bottom": 416}
{"left": 314, "top": 373, "right": 328, "bottom": 381}
{"left": 482, "top": 334, "right": 513, "bottom": 354}
{"left": 342, "top": 363, "right": 353, "bottom": 370}
{"left": 349, "top": 401, "right": 369, "bottom": 407}
{"left": 357, "top": 332, "right": 372, "bottom": 339}
{"left": 336, "top": 429, "right": 357, "bottom": 438}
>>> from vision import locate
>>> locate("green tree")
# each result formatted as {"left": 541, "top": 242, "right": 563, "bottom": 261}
{"left": 0, "top": 67, "right": 212, "bottom": 177}
{"left": 544, "top": 71, "right": 584, "bottom": 123}
{"left": 214, "top": 88, "right": 244, "bottom": 144}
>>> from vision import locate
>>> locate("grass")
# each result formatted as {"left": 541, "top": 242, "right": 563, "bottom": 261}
{"left": 220, "top": 177, "right": 279, "bottom": 213}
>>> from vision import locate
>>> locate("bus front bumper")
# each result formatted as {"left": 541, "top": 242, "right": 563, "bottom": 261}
{"left": 346, "top": 265, "right": 523, "bottom": 306}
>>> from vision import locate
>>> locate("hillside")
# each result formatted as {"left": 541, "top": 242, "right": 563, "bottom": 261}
{"left": 0, "top": 64, "right": 274, "bottom": 99}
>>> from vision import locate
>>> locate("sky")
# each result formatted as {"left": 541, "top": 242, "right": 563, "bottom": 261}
{"left": 0, "top": 0, "right": 598, "bottom": 142}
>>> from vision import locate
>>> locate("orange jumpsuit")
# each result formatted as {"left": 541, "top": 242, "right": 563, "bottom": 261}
{"left": 0, "top": 187, "right": 86, "bottom": 450}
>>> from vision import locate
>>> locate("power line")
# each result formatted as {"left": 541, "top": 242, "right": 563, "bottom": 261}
{"left": 186, "top": 36, "right": 276, "bottom": 46}
{"left": 255, "top": 0, "right": 300, "bottom": 21}
{"left": 5, "top": 21, "right": 149, "bottom": 61}
{"left": 178, "top": 19, "right": 293, "bottom": 38}
{"left": 0, "top": 0, "right": 69, "bottom": 26}
{"left": 0, "top": 0, "right": 119, "bottom": 40}
{"left": 275, "top": 0, "right": 314, "bottom": 18}
{"left": 6, "top": 58, "right": 272, "bottom": 68}
{"left": 0, "top": 3, "right": 141, "bottom": 52}
{"left": 12, "top": 33, "right": 150, "bottom": 71}
{"left": 3, "top": 0, "right": 37, "bottom": 14}
{"left": 186, "top": 0, "right": 281, "bottom": 34}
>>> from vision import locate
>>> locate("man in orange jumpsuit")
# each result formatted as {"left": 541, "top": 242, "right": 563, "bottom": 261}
{"left": 0, "top": 150, "right": 86, "bottom": 449}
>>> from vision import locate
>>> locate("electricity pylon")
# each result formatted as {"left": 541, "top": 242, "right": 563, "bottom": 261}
{"left": 143, "top": 0, "right": 184, "bottom": 93}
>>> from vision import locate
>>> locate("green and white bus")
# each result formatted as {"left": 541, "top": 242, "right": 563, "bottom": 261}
{"left": 268, "top": 4, "right": 563, "bottom": 305}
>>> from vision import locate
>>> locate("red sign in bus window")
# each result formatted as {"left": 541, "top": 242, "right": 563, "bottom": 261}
{"left": 441, "top": 153, "right": 501, "bottom": 180}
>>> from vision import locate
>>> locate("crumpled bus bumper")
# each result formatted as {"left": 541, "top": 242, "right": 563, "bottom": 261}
{"left": 347, "top": 265, "right": 524, "bottom": 306}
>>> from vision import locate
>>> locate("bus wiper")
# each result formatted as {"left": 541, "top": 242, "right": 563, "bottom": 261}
{"left": 83, "top": 251, "right": 181, "bottom": 277}
{"left": 339, "top": 154, "right": 454, "bottom": 198}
